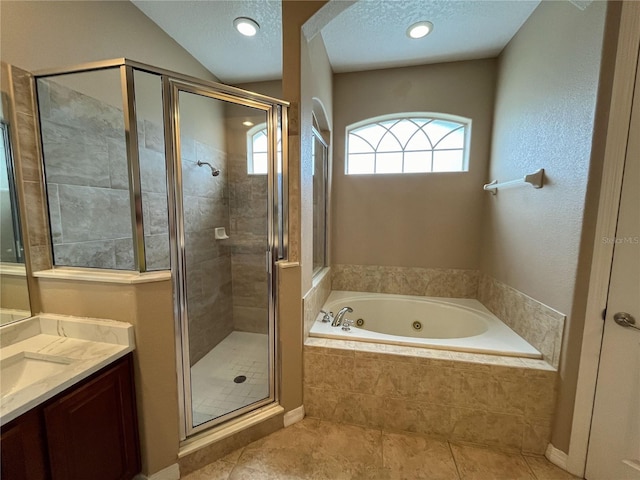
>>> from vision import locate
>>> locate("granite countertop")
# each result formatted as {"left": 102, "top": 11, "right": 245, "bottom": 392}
{"left": 0, "top": 314, "right": 135, "bottom": 426}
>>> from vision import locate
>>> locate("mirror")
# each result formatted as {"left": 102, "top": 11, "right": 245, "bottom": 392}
{"left": 0, "top": 113, "right": 31, "bottom": 325}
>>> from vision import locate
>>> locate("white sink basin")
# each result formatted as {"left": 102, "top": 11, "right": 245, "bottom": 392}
{"left": 1, "top": 352, "right": 75, "bottom": 397}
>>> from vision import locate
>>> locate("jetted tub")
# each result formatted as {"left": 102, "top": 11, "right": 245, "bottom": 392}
{"left": 310, "top": 291, "right": 542, "bottom": 358}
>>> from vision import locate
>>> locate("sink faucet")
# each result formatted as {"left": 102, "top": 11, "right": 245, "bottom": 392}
{"left": 332, "top": 306, "right": 353, "bottom": 327}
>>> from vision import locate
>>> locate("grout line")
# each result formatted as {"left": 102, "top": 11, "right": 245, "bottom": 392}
{"left": 448, "top": 441, "right": 464, "bottom": 480}
{"left": 522, "top": 455, "right": 541, "bottom": 480}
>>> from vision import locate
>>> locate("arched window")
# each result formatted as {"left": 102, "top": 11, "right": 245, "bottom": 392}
{"left": 345, "top": 113, "right": 471, "bottom": 174}
{"left": 247, "top": 124, "right": 269, "bottom": 175}
{"left": 247, "top": 123, "right": 282, "bottom": 175}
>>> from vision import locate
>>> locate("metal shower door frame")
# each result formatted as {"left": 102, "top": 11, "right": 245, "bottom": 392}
{"left": 33, "top": 58, "right": 289, "bottom": 440}
{"left": 163, "top": 77, "right": 287, "bottom": 439}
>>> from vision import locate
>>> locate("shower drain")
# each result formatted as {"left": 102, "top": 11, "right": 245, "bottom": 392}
{"left": 412, "top": 321, "right": 422, "bottom": 331}
{"left": 233, "top": 375, "right": 247, "bottom": 384}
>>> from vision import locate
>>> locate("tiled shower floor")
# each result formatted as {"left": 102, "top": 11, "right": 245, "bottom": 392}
{"left": 191, "top": 331, "right": 270, "bottom": 426}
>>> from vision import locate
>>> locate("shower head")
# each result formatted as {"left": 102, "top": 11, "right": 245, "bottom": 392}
{"left": 196, "top": 160, "right": 220, "bottom": 177}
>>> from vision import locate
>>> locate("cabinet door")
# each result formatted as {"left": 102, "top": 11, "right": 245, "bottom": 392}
{"left": 0, "top": 408, "right": 48, "bottom": 480}
{"left": 43, "top": 355, "right": 140, "bottom": 480}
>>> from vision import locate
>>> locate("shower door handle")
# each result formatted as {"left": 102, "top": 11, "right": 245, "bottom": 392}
{"left": 266, "top": 250, "right": 272, "bottom": 274}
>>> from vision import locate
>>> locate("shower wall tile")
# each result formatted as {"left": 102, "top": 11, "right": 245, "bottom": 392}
{"left": 231, "top": 254, "right": 269, "bottom": 308}
{"left": 22, "top": 180, "right": 50, "bottom": 248}
{"left": 142, "top": 192, "right": 169, "bottom": 235}
{"left": 47, "top": 184, "right": 63, "bottom": 244}
{"left": 45, "top": 80, "right": 124, "bottom": 139}
{"left": 188, "top": 256, "right": 234, "bottom": 364}
{"left": 228, "top": 144, "right": 269, "bottom": 335}
{"left": 234, "top": 306, "right": 268, "bottom": 334}
{"left": 15, "top": 112, "right": 43, "bottom": 183}
{"left": 58, "top": 184, "right": 132, "bottom": 243}
{"left": 106, "top": 137, "right": 129, "bottom": 190}
{"left": 54, "top": 239, "right": 116, "bottom": 269}
{"left": 139, "top": 147, "right": 167, "bottom": 194}
{"left": 11, "top": 67, "right": 36, "bottom": 117}
{"left": 143, "top": 119, "right": 164, "bottom": 153}
{"left": 180, "top": 135, "right": 197, "bottom": 161}
{"left": 303, "top": 340, "right": 557, "bottom": 453}
{"left": 42, "top": 137, "right": 111, "bottom": 188}
{"left": 8, "top": 65, "right": 53, "bottom": 270}
{"left": 114, "top": 238, "right": 135, "bottom": 270}
{"left": 331, "top": 264, "right": 479, "bottom": 298}
{"left": 303, "top": 268, "right": 332, "bottom": 339}
{"left": 144, "top": 234, "right": 170, "bottom": 271}
{"left": 477, "top": 274, "right": 565, "bottom": 368}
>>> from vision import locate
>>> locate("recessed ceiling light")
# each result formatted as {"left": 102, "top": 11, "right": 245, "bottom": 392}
{"left": 407, "top": 21, "right": 433, "bottom": 39}
{"left": 234, "top": 17, "right": 260, "bottom": 37}
{"left": 242, "top": 121, "right": 254, "bottom": 127}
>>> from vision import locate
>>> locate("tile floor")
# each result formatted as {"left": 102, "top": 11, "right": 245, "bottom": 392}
{"left": 190, "top": 332, "right": 270, "bottom": 426}
{"left": 181, "top": 418, "right": 581, "bottom": 479}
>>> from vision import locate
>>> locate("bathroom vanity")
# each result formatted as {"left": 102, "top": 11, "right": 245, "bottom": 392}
{"left": 0, "top": 315, "right": 139, "bottom": 479}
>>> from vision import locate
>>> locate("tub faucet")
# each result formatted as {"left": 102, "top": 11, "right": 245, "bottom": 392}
{"left": 332, "top": 307, "right": 353, "bottom": 327}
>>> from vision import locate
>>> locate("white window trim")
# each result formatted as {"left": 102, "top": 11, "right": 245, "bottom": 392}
{"left": 246, "top": 122, "right": 268, "bottom": 175}
{"left": 345, "top": 112, "right": 472, "bottom": 175}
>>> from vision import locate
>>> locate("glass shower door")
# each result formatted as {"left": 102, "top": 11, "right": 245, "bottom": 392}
{"left": 168, "top": 81, "right": 280, "bottom": 436}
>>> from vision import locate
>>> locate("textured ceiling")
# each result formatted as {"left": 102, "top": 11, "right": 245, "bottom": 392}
{"left": 321, "top": 0, "right": 540, "bottom": 73}
{"left": 131, "top": 0, "right": 282, "bottom": 84}
{"left": 131, "top": 0, "right": 540, "bottom": 83}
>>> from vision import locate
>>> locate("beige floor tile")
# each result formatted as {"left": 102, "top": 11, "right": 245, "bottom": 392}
{"left": 181, "top": 459, "right": 235, "bottom": 480}
{"left": 228, "top": 463, "right": 300, "bottom": 479}
{"left": 233, "top": 419, "right": 321, "bottom": 477}
{"left": 524, "top": 455, "right": 582, "bottom": 480}
{"left": 451, "top": 443, "right": 535, "bottom": 480}
{"left": 314, "top": 420, "right": 383, "bottom": 466}
{"left": 382, "top": 432, "right": 460, "bottom": 479}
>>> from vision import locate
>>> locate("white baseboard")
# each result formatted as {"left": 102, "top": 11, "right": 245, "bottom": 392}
{"left": 283, "top": 405, "right": 305, "bottom": 427}
{"left": 134, "top": 463, "right": 180, "bottom": 480}
{"left": 546, "top": 443, "right": 569, "bottom": 470}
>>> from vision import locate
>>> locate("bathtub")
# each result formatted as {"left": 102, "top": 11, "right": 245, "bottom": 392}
{"left": 310, "top": 291, "right": 542, "bottom": 359}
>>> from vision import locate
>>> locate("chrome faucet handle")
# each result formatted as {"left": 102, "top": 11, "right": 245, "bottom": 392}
{"left": 342, "top": 319, "right": 354, "bottom": 332}
{"left": 320, "top": 310, "right": 333, "bottom": 323}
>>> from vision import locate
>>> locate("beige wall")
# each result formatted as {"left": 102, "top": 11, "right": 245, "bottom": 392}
{"left": 0, "top": 1, "right": 215, "bottom": 81}
{"left": 481, "top": 1, "right": 607, "bottom": 452}
{"left": 332, "top": 59, "right": 496, "bottom": 269}
{"left": 0, "top": 271, "right": 30, "bottom": 311}
{"left": 301, "top": 33, "right": 333, "bottom": 295}
{"left": 0, "top": 0, "right": 223, "bottom": 148}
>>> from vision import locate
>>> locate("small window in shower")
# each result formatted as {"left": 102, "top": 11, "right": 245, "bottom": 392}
{"left": 345, "top": 113, "right": 471, "bottom": 175}
{"left": 246, "top": 123, "right": 282, "bottom": 175}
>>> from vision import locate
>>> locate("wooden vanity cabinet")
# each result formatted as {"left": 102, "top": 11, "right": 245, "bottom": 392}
{"left": 0, "top": 408, "right": 48, "bottom": 480}
{"left": 1, "top": 353, "right": 140, "bottom": 480}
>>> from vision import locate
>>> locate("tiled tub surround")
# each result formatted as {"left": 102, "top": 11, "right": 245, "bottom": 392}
{"left": 304, "top": 338, "right": 557, "bottom": 454}
{"left": 302, "top": 267, "right": 332, "bottom": 338}
{"left": 0, "top": 314, "right": 134, "bottom": 424}
{"left": 478, "top": 274, "right": 565, "bottom": 368}
{"left": 330, "top": 265, "right": 565, "bottom": 368}
{"left": 332, "top": 264, "right": 479, "bottom": 298}
{"left": 311, "top": 292, "right": 542, "bottom": 358}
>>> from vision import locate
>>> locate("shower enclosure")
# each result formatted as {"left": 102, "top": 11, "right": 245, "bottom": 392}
{"left": 33, "top": 59, "right": 288, "bottom": 438}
